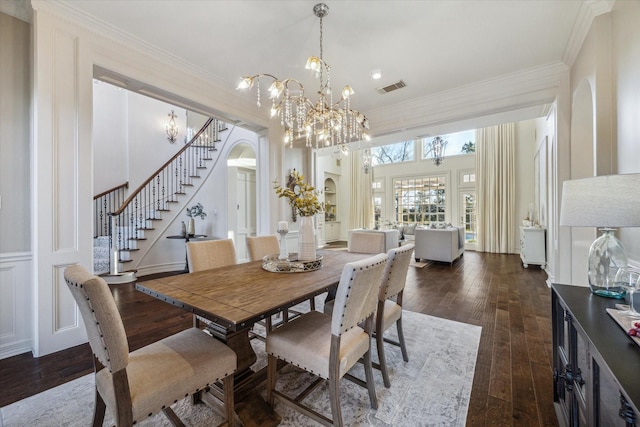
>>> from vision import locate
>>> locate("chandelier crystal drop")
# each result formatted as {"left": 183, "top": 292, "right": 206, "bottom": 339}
{"left": 237, "top": 3, "right": 370, "bottom": 149}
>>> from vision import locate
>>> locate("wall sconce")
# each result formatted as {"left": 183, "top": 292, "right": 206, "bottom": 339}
{"left": 166, "top": 110, "right": 179, "bottom": 143}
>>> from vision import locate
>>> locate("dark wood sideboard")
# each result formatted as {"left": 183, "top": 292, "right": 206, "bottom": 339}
{"left": 552, "top": 283, "right": 640, "bottom": 426}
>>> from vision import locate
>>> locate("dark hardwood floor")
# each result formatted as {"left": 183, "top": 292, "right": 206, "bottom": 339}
{"left": 0, "top": 250, "right": 557, "bottom": 426}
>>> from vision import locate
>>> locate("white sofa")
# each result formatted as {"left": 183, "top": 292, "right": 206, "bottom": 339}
{"left": 414, "top": 226, "right": 465, "bottom": 264}
{"left": 348, "top": 229, "right": 399, "bottom": 253}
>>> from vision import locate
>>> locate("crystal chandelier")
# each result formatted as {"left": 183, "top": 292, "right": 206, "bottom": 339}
{"left": 237, "top": 3, "right": 369, "bottom": 149}
{"left": 428, "top": 136, "right": 447, "bottom": 166}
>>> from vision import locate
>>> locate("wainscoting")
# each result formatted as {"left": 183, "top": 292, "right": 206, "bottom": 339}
{"left": 0, "top": 252, "right": 32, "bottom": 359}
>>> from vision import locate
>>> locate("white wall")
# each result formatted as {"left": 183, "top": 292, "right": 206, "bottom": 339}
{"left": 92, "top": 81, "right": 128, "bottom": 193}
{"left": 554, "top": 0, "right": 640, "bottom": 286}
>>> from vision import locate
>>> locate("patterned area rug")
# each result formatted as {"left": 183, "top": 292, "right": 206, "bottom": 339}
{"left": 0, "top": 310, "right": 480, "bottom": 427}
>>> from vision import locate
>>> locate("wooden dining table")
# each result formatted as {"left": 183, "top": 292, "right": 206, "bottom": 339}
{"left": 135, "top": 249, "right": 371, "bottom": 404}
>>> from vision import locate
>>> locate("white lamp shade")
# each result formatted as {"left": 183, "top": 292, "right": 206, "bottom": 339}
{"left": 560, "top": 173, "right": 640, "bottom": 228}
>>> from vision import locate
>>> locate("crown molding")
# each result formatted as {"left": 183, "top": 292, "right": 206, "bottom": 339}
{"left": 30, "top": 1, "right": 235, "bottom": 105}
{"left": 367, "top": 62, "right": 568, "bottom": 137}
{"left": 30, "top": 0, "right": 265, "bottom": 131}
{"left": 562, "top": 0, "right": 616, "bottom": 67}
{"left": 0, "top": 0, "right": 32, "bottom": 23}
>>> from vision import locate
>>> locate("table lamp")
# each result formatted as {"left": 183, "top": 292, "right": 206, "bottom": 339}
{"left": 560, "top": 173, "right": 640, "bottom": 298}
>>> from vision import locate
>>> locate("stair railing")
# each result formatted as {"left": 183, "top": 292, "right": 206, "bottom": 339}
{"left": 94, "top": 182, "right": 129, "bottom": 238}
{"left": 106, "top": 118, "right": 227, "bottom": 274}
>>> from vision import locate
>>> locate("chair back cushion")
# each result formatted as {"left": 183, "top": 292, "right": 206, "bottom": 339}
{"left": 246, "top": 235, "right": 280, "bottom": 262}
{"left": 380, "top": 244, "right": 414, "bottom": 300}
{"left": 186, "top": 239, "right": 237, "bottom": 272}
{"left": 331, "top": 253, "right": 388, "bottom": 336}
{"left": 64, "top": 265, "right": 129, "bottom": 373}
{"left": 349, "top": 232, "right": 385, "bottom": 254}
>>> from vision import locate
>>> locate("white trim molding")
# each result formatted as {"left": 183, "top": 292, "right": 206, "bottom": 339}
{"left": 0, "top": 252, "right": 33, "bottom": 359}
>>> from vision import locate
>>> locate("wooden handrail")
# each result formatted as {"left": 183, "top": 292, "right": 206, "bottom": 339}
{"left": 94, "top": 182, "right": 129, "bottom": 200}
{"left": 111, "top": 118, "right": 214, "bottom": 216}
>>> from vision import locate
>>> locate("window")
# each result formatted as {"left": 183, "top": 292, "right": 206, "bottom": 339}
{"left": 422, "top": 129, "right": 475, "bottom": 159}
{"left": 373, "top": 196, "right": 382, "bottom": 225}
{"left": 393, "top": 176, "right": 446, "bottom": 224}
{"left": 459, "top": 169, "right": 476, "bottom": 186}
{"left": 372, "top": 180, "right": 383, "bottom": 190}
{"left": 460, "top": 191, "right": 477, "bottom": 245}
{"left": 372, "top": 140, "right": 415, "bottom": 165}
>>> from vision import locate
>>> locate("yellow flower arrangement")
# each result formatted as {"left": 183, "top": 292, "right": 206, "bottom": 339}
{"left": 274, "top": 170, "right": 323, "bottom": 218}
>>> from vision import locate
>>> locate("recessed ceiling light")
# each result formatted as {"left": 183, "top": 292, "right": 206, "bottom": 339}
{"left": 370, "top": 69, "right": 383, "bottom": 80}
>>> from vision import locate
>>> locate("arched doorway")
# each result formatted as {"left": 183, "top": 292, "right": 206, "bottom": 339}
{"left": 227, "top": 143, "right": 257, "bottom": 262}
{"left": 569, "top": 79, "right": 596, "bottom": 285}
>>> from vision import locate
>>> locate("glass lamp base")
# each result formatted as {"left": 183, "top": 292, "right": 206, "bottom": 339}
{"left": 588, "top": 229, "right": 628, "bottom": 299}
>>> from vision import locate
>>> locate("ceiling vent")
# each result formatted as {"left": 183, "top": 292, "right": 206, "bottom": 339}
{"left": 377, "top": 80, "right": 406, "bottom": 94}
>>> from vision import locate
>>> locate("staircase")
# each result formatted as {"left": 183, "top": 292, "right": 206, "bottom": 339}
{"left": 93, "top": 118, "right": 229, "bottom": 282}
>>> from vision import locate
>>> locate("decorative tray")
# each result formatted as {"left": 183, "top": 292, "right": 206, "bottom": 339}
{"left": 606, "top": 306, "right": 640, "bottom": 348}
{"left": 262, "top": 253, "right": 323, "bottom": 273}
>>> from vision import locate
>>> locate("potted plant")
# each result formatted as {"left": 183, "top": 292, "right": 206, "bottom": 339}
{"left": 186, "top": 203, "right": 206, "bottom": 236}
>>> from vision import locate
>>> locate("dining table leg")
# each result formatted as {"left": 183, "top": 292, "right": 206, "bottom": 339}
{"left": 205, "top": 322, "right": 262, "bottom": 401}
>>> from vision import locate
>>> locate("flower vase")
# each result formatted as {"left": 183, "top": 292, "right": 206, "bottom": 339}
{"left": 298, "top": 216, "right": 316, "bottom": 261}
{"left": 187, "top": 218, "right": 195, "bottom": 236}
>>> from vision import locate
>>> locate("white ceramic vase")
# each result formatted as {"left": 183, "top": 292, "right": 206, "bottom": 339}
{"left": 297, "top": 216, "right": 316, "bottom": 261}
{"left": 187, "top": 218, "right": 195, "bottom": 236}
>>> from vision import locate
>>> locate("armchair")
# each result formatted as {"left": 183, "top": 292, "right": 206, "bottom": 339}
{"left": 414, "top": 226, "right": 465, "bottom": 264}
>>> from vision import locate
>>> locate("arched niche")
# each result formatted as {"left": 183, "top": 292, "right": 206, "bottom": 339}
{"left": 569, "top": 78, "right": 596, "bottom": 286}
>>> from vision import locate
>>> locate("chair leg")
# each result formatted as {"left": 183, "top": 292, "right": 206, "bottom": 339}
{"left": 363, "top": 349, "right": 378, "bottom": 410}
{"left": 92, "top": 389, "right": 106, "bottom": 427}
{"left": 309, "top": 297, "right": 316, "bottom": 311}
{"left": 266, "top": 354, "right": 278, "bottom": 406}
{"left": 376, "top": 331, "right": 391, "bottom": 388}
{"left": 328, "top": 375, "right": 343, "bottom": 427}
{"left": 223, "top": 374, "right": 235, "bottom": 427}
{"left": 397, "top": 318, "right": 409, "bottom": 362}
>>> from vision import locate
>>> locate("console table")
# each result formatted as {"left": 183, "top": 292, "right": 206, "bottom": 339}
{"left": 552, "top": 284, "right": 640, "bottom": 426}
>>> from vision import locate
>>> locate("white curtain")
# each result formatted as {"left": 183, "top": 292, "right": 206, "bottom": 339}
{"left": 350, "top": 150, "right": 374, "bottom": 230}
{"left": 475, "top": 123, "right": 516, "bottom": 253}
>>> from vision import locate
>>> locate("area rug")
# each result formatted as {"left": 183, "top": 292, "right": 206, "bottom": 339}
{"left": 0, "top": 310, "right": 480, "bottom": 427}
{"left": 410, "top": 259, "right": 429, "bottom": 268}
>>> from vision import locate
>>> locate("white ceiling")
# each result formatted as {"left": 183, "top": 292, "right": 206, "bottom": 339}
{"left": 13, "top": 0, "right": 609, "bottom": 138}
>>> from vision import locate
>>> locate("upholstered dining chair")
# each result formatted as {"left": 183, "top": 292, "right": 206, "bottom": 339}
{"left": 63, "top": 265, "right": 237, "bottom": 427}
{"left": 186, "top": 238, "right": 237, "bottom": 272}
{"left": 323, "top": 244, "right": 414, "bottom": 388}
{"left": 323, "top": 231, "right": 387, "bottom": 308}
{"left": 266, "top": 253, "right": 388, "bottom": 426}
{"left": 186, "top": 239, "right": 237, "bottom": 329}
{"left": 246, "top": 235, "right": 280, "bottom": 262}
{"left": 247, "top": 234, "right": 316, "bottom": 322}
{"left": 374, "top": 243, "right": 414, "bottom": 388}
